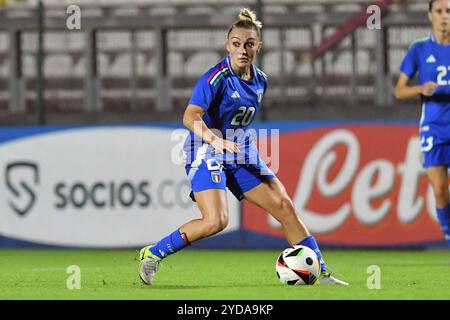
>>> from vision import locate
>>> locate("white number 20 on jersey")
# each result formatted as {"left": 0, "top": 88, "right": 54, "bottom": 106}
{"left": 436, "top": 65, "right": 450, "bottom": 86}
{"left": 231, "top": 106, "right": 256, "bottom": 126}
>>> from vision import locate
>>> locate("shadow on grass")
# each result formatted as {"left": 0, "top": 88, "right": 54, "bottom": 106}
{"left": 142, "top": 284, "right": 284, "bottom": 290}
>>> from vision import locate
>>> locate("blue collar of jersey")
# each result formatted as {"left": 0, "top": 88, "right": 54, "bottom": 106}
{"left": 226, "top": 56, "right": 257, "bottom": 80}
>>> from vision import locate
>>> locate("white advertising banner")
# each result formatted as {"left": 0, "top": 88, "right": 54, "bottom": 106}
{"left": 0, "top": 127, "right": 240, "bottom": 247}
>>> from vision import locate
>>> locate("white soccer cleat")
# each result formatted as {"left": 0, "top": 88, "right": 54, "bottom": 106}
{"left": 319, "top": 272, "right": 349, "bottom": 286}
{"left": 138, "top": 246, "right": 161, "bottom": 285}
{"left": 139, "top": 257, "right": 160, "bottom": 285}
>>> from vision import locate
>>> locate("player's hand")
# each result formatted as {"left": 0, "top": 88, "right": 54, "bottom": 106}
{"left": 421, "top": 82, "right": 438, "bottom": 96}
{"left": 210, "top": 137, "right": 240, "bottom": 154}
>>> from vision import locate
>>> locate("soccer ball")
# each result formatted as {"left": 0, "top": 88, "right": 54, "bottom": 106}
{"left": 275, "top": 245, "right": 321, "bottom": 285}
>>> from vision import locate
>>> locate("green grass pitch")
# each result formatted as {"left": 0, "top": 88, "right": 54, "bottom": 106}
{"left": 0, "top": 249, "right": 449, "bottom": 300}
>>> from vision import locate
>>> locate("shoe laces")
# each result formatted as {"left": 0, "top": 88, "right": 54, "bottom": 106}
{"left": 321, "top": 266, "right": 336, "bottom": 278}
{"left": 143, "top": 256, "right": 161, "bottom": 274}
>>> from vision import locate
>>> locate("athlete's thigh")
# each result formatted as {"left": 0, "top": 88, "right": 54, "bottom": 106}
{"left": 193, "top": 188, "right": 229, "bottom": 222}
{"left": 186, "top": 158, "right": 229, "bottom": 220}
{"left": 243, "top": 177, "right": 290, "bottom": 214}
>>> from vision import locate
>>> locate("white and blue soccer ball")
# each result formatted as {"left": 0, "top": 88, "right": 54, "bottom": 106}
{"left": 275, "top": 245, "right": 321, "bottom": 285}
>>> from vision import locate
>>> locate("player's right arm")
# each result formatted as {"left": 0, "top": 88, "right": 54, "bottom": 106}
{"left": 394, "top": 73, "right": 438, "bottom": 99}
{"left": 395, "top": 40, "right": 439, "bottom": 100}
{"left": 183, "top": 104, "right": 239, "bottom": 154}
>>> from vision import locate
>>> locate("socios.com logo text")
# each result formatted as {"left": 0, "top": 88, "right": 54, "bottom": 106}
{"left": 4, "top": 161, "right": 193, "bottom": 214}
{"left": 53, "top": 179, "right": 192, "bottom": 210}
{"left": 54, "top": 181, "right": 150, "bottom": 209}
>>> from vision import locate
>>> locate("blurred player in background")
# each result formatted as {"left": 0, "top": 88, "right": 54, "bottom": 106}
{"left": 395, "top": 0, "right": 450, "bottom": 246}
{"left": 138, "top": 8, "right": 348, "bottom": 286}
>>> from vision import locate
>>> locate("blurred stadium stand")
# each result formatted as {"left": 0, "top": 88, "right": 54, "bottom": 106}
{"left": 0, "top": 0, "right": 431, "bottom": 124}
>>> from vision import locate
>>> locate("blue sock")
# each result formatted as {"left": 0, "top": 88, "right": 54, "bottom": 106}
{"left": 150, "top": 229, "right": 190, "bottom": 260}
{"left": 436, "top": 204, "right": 450, "bottom": 246}
{"left": 298, "top": 235, "right": 326, "bottom": 273}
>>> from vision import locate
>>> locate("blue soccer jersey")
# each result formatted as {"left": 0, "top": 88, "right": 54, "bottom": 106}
{"left": 182, "top": 56, "right": 275, "bottom": 199}
{"left": 183, "top": 56, "right": 267, "bottom": 165}
{"left": 400, "top": 34, "right": 450, "bottom": 154}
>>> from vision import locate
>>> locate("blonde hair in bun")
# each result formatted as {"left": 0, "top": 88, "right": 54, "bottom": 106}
{"left": 237, "top": 8, "right": 262, "bottom": 28}
{"left": 228, "top": 8, "right": 262, "bottom": 38}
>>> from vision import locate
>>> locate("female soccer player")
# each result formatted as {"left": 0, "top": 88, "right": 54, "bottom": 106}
{"left": 138, "top": 8, "right": 348, "bottom": 285}
{"left": 395, "top": 0, "right": 450, "bottom": 246}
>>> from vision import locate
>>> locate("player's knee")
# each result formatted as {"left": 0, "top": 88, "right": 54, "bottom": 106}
{"left": 202, "top": 215, "right": 228, "bottom": 236}
{"left": 215, "top": 214, "right": 229, "bottom": 233}
{"left": 275, "top": 196, "right": 296, "bottom": 217}
{"left": 270, "top": 196, "right": 297, "bottom": 226}
{"left": 433, "top": 183, "right": 450, "bottom": 203}
{"left": 204, "top": 223, "right": 225, "bottom": 237}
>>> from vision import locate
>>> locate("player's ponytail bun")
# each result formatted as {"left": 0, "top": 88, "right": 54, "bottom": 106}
{"left": 237, "top": 8, "right": 262, "bottom": 29}
{"left": 228, "top": 8, "right": 262, "bottom": 38}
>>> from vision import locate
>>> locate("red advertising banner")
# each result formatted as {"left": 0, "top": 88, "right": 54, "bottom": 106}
{"left": 243, "top": 125, "right": 445, "bottom": 246}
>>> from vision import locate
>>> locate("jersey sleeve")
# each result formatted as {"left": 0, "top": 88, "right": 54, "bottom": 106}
{"left": 399, "top": 44, "right": 418, "bottom": 78}
{"left": 188, "top": 73, "right": 220, "bottom": 111}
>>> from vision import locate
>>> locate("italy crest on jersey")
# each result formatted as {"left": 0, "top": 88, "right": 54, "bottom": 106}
{"left": 257, "top": 89, "right": 264, "bottom": 103}
{"left": 211, "top": 171, "right": 221, "bottom": 183}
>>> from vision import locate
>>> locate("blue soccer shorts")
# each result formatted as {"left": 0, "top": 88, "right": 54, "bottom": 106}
{"left": 422, "top": 142, "right": 450, "bottom": 168}
{"left": 185, "top": 155, "right": 276, "bottom": 201}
